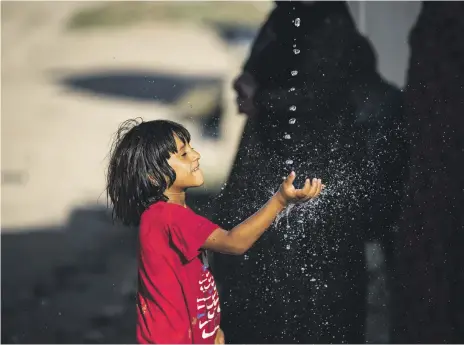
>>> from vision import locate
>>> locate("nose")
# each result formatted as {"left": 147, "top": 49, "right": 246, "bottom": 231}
{"left": 233, "top": 77, "right": 242, "bottom": 95}
{"left": 192, "top": 148, "right": 201, "bottom": 161}
{"left": 234, "top": 72, "right": 257, "bottom": 98}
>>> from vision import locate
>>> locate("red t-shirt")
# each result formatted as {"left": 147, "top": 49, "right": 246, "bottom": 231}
{"left": 136, "top": 201, "right": 221, "bottom": 344}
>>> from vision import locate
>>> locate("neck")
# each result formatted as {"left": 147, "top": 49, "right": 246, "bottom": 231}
{"left": 165, "top": 190, "right": 187, "bottom": 207}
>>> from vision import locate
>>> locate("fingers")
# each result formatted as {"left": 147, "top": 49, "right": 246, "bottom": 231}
{"left": 295, "top": 178, "right": 312, "bottom": 199}
{"left": 315, "top": 179, "right": 323, "bottom": 196}
{"left": 284, "top": 171, "right": 296, "bottom": 187}
{"left": 296, "top": 178, "right": 323, "bottom": 200}
{"left": 309, "top": 178, "right": 319, "bottom": 196}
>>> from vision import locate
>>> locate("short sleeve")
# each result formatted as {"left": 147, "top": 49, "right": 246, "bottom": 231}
{"left": 168, "top": 205, "right": 219, "bottom": 262}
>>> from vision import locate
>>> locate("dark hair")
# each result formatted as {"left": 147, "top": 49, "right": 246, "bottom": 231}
{"left": 106, "top": 118, "right": 190, "bottom": 226}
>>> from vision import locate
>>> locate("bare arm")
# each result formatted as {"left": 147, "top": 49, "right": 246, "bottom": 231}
{"left": 203, "top": 193, "right": 286, "bottom": 255}
{"left": 202, "top": 172, "right": 323, "bottom": 255}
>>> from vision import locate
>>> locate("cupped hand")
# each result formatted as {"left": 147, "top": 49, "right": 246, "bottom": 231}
{"left": 276, "top": 171, "right": 324, "bottom": 206}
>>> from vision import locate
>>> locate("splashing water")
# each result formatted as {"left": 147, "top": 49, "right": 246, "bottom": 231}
{"left": 264, "top": 9, "right": 377, "bottom": 318}
{"left": 211, "top": 133, "right": 378, "bottom": 338}
{"left": 216, "top": 12, "right": 384, "bottom": 338}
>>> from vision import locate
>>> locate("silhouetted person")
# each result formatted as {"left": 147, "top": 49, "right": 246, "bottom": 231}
{"left": 391, "top": 2, "right": 464, "bottom": 343}
{"left": 211, "top": 1, "right": 408, "bottom": 343}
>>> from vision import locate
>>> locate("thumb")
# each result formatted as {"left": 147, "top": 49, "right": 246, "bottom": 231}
{"left": 284, "top": 171, "right": 296, "bottom": 186}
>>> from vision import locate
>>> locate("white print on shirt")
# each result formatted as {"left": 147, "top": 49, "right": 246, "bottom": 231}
{"left": 195, "top": 256, "right": 221, "bottom": 340}
{"left": 202, "top": 325, "right": 220, "bottom": 339}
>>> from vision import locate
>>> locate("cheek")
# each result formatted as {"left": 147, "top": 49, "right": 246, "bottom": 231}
{"left": 173, "top": 162, "right": 192, "bottom": 178}
{"left": 168, "top": 161, "right": 184, "bottom": 181}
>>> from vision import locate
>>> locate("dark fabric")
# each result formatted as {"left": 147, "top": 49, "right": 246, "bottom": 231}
{"left": 392, "top": 2, "right": 464, "bottom": 343}
{"left": 211, "top": 2, "right": 407, "bottom": 343}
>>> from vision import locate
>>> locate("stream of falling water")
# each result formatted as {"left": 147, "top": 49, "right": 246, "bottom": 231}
{"left": 272, "top": 13, "right": 364, "bottom": 338}
{"left": 281, "top": 15, "right": 302, "bottom": 226}
{"left": 283, "top": 16, "right": 300, "bottom": 180}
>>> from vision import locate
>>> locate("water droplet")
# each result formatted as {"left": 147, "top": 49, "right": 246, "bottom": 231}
{"left": 293, "top": 49, "right": 300, "bottom": 55}
{"left": 291, "top": 70, "right": 298, "bottom": 76}
{"left": 284, "top": 134, "right": 291, "bottom": 140}
{"left": 289, "top": 105, "right": 296, "bottom": 111}
{"left": 285, "top": 159, "right": 294, "bottom": 165}
{"left": 294, "top": 18, "right": 301, "bottom": 27}
{"left": 289, "top": 87, "right": 296, "bottom": 92}
{"left": 289, "top": 118, "right": 296, "bottom": 124}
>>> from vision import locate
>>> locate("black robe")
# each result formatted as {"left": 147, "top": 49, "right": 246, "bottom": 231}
{"left": 392, "top": 2, "right": 464, "bottom": 343}
{"left": 211, "top": 2, "right": 407, "bottom": 343}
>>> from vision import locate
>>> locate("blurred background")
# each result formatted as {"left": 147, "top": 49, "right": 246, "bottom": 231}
{"left": 1, "top": 1, "right": 444, "bottom": 343}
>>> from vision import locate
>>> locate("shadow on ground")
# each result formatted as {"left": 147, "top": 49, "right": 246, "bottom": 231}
{"left": 57, "top": 70, "right": 224, "bottom": 139}
{"left": 59, "top": 71, "right": 221, "bottom": 105}
{"left": 1, "top": 192, "right": 215, "bottom": 344}
{"left": 213, "top": 23, "right": 258, "bottom": 46}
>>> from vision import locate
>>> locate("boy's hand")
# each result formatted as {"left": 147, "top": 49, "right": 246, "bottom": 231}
{"left": 215, "top": 328, "right": 225, "bottom": 344}
{"left": 276, "top": 171, "right": 324, "bottom": 206}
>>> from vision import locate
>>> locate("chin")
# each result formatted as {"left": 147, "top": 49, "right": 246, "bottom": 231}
{"left": 196, "top": 176, "right": 205, "bottom": 187}
{"left": 190, "top": 172, "right": 205, "bottom": 187}
{"left": 187, "top": 181, "right": 204, "bottom": 190}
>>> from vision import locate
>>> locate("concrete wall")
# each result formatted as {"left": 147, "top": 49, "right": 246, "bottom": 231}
{"left": 348, "top": 1, "right": 422, "bottom": 88}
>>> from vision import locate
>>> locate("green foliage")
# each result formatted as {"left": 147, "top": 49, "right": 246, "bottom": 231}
{"left": 68, "top": 1, "right": 271, "bottom": 30}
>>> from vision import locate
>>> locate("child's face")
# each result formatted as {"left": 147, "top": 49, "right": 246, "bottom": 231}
{"left": 167, "top": 135, "right": 204, "bottom": 191}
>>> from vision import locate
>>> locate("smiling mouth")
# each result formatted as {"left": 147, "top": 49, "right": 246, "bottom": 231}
{"left": 192, "top": 165, "right": 200, "bottom": 172}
